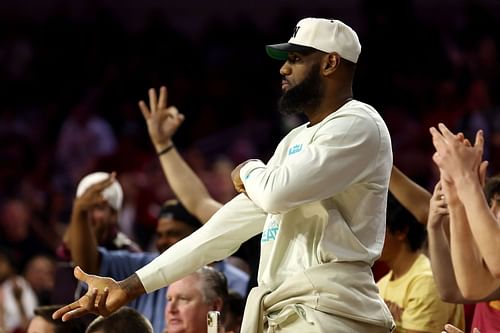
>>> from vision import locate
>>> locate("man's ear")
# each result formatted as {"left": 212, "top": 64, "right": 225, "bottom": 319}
{"left": 322, "top": 53, "right": 341, "bottom": 76}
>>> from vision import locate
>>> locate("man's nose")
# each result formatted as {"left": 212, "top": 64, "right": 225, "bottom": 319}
{"left": 167, "top": 301, "right": 178, "bottom": 313}
{"left": 280, "top": 63, "right": 291, "bottom": 76}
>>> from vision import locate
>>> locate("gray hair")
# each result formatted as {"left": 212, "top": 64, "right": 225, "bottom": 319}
{"left": 194, "top": 266, "right": 229, "bottom": 304}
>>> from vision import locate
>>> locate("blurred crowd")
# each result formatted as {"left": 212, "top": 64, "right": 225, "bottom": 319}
{"left": 0, "top": 0, "right": 500, "bottom": 332}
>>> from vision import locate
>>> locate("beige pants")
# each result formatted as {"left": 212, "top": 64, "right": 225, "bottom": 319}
{"left": 265, "top": 307, "right": 394, "bottom": 333}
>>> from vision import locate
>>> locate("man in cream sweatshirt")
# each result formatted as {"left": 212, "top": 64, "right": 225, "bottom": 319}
{"left": 54, "top": 17, "right": 395, "bottom": 333}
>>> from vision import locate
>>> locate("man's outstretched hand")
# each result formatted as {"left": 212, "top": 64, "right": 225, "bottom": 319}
{"left": 52, "top": 267, "right": 143, "bottom": 321}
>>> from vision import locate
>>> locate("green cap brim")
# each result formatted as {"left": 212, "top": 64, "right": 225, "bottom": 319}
{"left": 265, "top": 43, "right": 316, "bottom": 60}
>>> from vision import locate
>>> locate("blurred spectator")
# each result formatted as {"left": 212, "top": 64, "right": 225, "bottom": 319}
{"left": 67, "top": 197, "right": 247, "bottom": 333}
{"left": 428, "top": 175, "right": 500, "bottom": 333}
{"left": 86, "top": 307, "right": 153, "bottom": 333}
{"left": 27, "top": 305, "right": 86, "bottom": 333}
{"left": 164, "top": 266, "right": 227, "bottom": 333}
{"left": 54, "top": 97, "right": 118, "bottom": 187}
{"left": 0, "top": 199, "right": 52, "bottom": 271}
{"left": 53, "top": 172, "right": 140, "bottom": 304}
{"left": 23, "top": 255, "right": 56, "bottom": 306}
{"left": 377, "top": 193, "right": 465, "bottom": 332}
{"left": 0, "top": 252, "right": 38, "bottom": 333}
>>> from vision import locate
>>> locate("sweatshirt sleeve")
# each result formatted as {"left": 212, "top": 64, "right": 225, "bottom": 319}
{"left": 240, "top": 112, "right": 386, "bottom": 214}
{"left": 136, "top": 194, "right": 266, "bottom": 293}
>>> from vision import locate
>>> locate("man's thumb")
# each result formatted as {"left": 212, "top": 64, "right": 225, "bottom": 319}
{"left": 74, "top": 266, "right": 88, "bottom": 282}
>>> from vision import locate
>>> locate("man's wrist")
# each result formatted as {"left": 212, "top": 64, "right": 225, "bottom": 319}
{"left": 155, "top": 141, "right": 175, "bottom": 156}
{"left": 427, "top": 217, "right": 443, "bottom": 231}
{"left": 72, "top": 202, "right": 88, "bottom": 217}
{"left": 454, "top": 173, "right": 480, "bottom": 190}
{"left": 118, "top": 274, "right": 146, "bottom": 301}
{"left": 455, "top": 173, "right": 482, "bottom": 202}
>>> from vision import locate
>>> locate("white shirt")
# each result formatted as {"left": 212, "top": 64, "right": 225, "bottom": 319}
{"left": 137, "top": 100, "right": 393, "bottom": 328}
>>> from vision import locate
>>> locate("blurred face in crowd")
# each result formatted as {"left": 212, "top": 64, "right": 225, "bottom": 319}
{"left": 27, "top": 316, "right": 55, "bottom": 333}
{"left": 155, "top": 217, "right": 195, "bottom": 254}
{"left": 0, "top": 253, "right": 13, "bottom": 283}
{"left": 1, "top": 199, "right": 30, "bottom": 242}
{"left": 88, "top": 202, "right": 118, "bottom": 244}
{"left": 165, "top": 274, "right": 213, "bottom": 333}
{"left": 24, "top": 255, "right": 56, "bottom": 293}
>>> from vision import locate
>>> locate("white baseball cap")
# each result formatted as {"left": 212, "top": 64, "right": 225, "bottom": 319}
{"left": 76, "top": 172, "right": 123, "bottom": 211}
{"left": 266, "top": 18, "right": 361, "bottom": 63}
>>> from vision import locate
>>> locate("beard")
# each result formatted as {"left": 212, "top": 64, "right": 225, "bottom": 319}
{"left": 278, "top": 62, "right": 324, "bottom": 115}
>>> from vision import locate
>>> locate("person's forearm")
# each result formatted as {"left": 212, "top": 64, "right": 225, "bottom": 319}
{"left": 137, "top": 194, "right": 265, "bottom": 292}
{"left": 455, "top": 175, "right": 500, "bottom": 277}
{"left": 427, "top": 219, "right": 468, "bottom": 302}
{"left": 66, "top": 205, "right": 99, "bottom": 274}
{"left": 158, "top": 145, "right": 222, "bottom": 223}
{"left": 449, "top": 200, "right": 498, "bottom": 299}
{"left": 389, "top": 166, "right": 431, "bottom": 224}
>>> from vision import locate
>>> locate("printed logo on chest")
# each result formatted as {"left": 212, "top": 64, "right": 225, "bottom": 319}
{"left": 261, "top": 220, "right": 280, "bottom": 243}
{"left": 288, "top": 144, "right": 303, "bottom": 155}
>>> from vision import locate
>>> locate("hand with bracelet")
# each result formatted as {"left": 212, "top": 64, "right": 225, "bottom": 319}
{"left": 138, "top": 86, "right": 185, "bottom": 156}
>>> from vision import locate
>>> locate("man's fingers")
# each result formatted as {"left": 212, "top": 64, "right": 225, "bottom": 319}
{"left": 74, "top": 266, "right": 91, "bottom": 283}
{"left": 62, "top": 307, "right": 90, "bottom": 322}
{"left": 437, "top": 123, "right": 456, "bottom": 140}
{"left": 436, "top": 203, "right": 449, "bottom": 212}
{"left": 167, "top": 105, "right": 179, "bottom": 117}
{"left": 87, "top": 288, "right": 99, "bottom": 308}
{"left": 148, "top": 88, "right": 158, "bottom": 113}
{"left": 432, "top": 181, "right": 442, "bottom": 196}
{"left": 52, "top": 302, "right": 79, "bottom": 319}
{"left": 474, "top": 130, "right": 484, "bottom": 158}
{"left": 479, "top": 160, "right": 489, "bottom": 187}
{"left": 138, "top": 100, "right": 150, "bottom": 119}
{"left": 432, "top": 151, "right": 442, "bottom": 167}
{"left": 474, "top": 129, "right": 484, "bottom": 146}
{"left": 97, "top": 287, "right": 109, "bottom": 314}
{"left": 158, "top": 86, "right": 167, "bottom": 110}
{"left": 429, "top": 127, "right": 447, "bottom": 152}
{"left": 90, "top": 173, "right": 116, "bottom": 194}
{"left": 167, "top": 106, "right": 185, "bottom": 124}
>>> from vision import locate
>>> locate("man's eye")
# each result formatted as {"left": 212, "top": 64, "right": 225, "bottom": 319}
{"left": 288, "top": 55, "right": 301, "bottom": 63}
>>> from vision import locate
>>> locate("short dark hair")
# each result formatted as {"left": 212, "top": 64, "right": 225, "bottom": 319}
{"left": 484, "top": 175, "right": 500, "bottom": 204}
{"left": 157, "top": 199, "right": 201, "bottom": 230}
{"left": 86, "top": 307, "right": 153, "bottom": 333}
{"left": 386, "top": 192, "right": 427, "bottom": 252}
{"left": 33, "top": 305, "right": 86, "bottom": 333}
